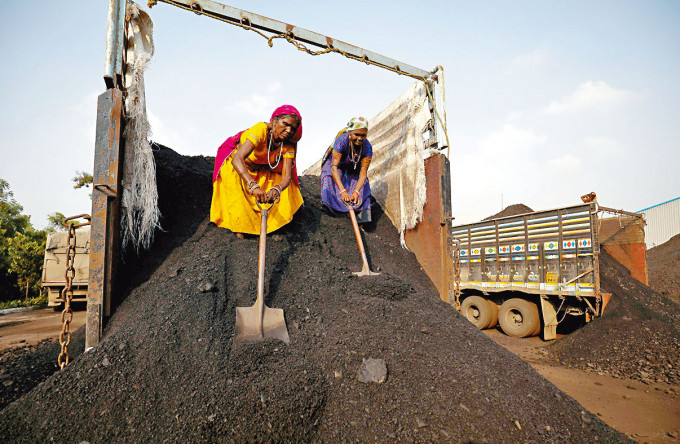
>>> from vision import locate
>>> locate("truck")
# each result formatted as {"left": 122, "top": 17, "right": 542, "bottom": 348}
{"left": 450, "top": 202, "right": 646, "bottom": 340}
{"left": 41, "top": 227, "right": 90, "bottom": 310}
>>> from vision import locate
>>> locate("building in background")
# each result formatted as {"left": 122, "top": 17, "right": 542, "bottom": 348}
{"left": 638, "top": 197, "right": 680, "bottom": 249}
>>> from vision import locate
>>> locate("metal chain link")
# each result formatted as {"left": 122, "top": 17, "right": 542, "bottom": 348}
{"left": 58, "top": 215, "right": 91, "bottom": 370}
{"left": 453, "top": 245, "right": 461, "bottom": 310}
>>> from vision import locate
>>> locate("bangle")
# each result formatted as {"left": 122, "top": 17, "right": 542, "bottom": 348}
{"left": 272, "top": 185, "right": 282, "bottom": 195}
{"left": 247, "top": 179, "right": 257, "bottom": 189}
{"left": 339, "top": 188, "right": 347, "bottom": 194}
{"left": 248, "top": 184, "right": 261, "bottom": 195}
{"left": 352, "top": 190, "right": 360, "bottom": 196}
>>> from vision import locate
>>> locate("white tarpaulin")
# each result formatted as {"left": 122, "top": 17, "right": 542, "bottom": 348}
{"left": 305, "top": 81, "right": 433, "bottom": 246}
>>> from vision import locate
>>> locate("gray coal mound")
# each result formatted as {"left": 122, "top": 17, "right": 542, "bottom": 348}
{"left": 647, "top": 233, "right": 680, "bottom": 303}
{"left": 549, "top": 249, "right": 680, "bottom": 386}
{"left": 0, "top": 145, "right": 627, "bottom": 442}
{"left": 0, "top": 327, "right": 85, "bottom": 410}
{"left": 484, "top": 203, "right": 534, "bottom": 220}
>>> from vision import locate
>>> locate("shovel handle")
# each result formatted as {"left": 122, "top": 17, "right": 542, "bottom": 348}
{"left": 345, "top": 202, "right": 371, "bottom": 270}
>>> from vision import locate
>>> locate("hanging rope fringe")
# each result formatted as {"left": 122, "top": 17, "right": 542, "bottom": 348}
{"left": 122, "top": 2, "right": 160, "bottom": 251}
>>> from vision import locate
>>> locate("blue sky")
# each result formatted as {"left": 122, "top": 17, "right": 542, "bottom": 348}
{"left": 1, "top": 0, "right": 679, "bottom": 228}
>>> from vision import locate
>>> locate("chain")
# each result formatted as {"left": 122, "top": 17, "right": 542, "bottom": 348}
{"left": 453, "top": 246, "right": 461, "bottom": 310}
{"left": 147, "top": 0, "right": 450, "bottom": 150}
{"left": 58, "top": 215, "right": 91, "bottom": 370}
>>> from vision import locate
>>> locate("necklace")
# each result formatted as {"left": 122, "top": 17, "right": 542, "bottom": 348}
{"left": 267, "top": 131, "right": 283, "bottom": 169}
{"left": 349, "top": 140, "right": 362, "bottom": 169}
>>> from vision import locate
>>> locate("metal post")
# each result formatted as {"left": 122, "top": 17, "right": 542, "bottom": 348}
{"left": 87, "top": 89, "right": 124, "bottom": 349}
{"left": 104, "top": 0, "right": 127, "bottom": 89}
{"left": 87, "top": 0, "right": 126, "bottom": 349}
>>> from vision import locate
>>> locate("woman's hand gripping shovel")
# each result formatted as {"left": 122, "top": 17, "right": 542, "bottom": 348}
{"left": 345, "top": 200, "right": 380, "bottom": 277}
{"left": 235, "top": 197, "right": 290, "bottom": 345}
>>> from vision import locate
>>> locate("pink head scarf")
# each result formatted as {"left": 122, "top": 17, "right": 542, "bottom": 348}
{"left": 213, "top": 105, "right": 303, "bottom": 186}
{"left": 271, "top": 105, "right": 302, "bottom": 143}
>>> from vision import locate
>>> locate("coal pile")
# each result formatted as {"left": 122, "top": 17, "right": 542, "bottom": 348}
{"left": 484, "top": 203, "right": 534, "bottom": 220}
{"left": 647, "top": 233, "right": 680, "bottom": 304}
{"left": 0, "top": 327, "right": 85, "bottom": 410}
{"left": 549, "top": 250, "right": 680, "bottom": 387}
{"left": 0, "top": 146, "right": 626, "bottom": 442}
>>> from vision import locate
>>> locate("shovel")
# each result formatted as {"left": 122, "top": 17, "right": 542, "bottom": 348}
{"left": 235, "top": 200, "right": 290, "bottom": 344}
{"left": 345, "top": 201, "right": 381, "bottom": 277}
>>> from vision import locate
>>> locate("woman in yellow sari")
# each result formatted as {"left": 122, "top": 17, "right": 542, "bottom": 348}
{"left": 210, "top": 105, "right": 304, "bottom": 236}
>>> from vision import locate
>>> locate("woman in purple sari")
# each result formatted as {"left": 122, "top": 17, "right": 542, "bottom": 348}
{"left": 320, "top": 116, "right": 373, "bottom": 223}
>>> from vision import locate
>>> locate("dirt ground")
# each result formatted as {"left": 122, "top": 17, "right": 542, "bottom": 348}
{"left": 0, "top": 308, "right": 86, "bottom": 350}
{"left": 484, "top": 329, "right": 680, "bottom": 443}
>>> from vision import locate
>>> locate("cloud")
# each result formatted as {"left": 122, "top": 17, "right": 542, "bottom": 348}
{"left": 546, "top": 153, "right": 582, "bottom": 171}
{"left": 584, "top": 136, "right": 622, "bottom": 155}
{"left": 477, "top": 124, "right": 547, "bottom": 155}
{"left": 503, "top": 49, "right": 548, "bottom": 75}
{"left": 147, "top": 109, "right": 188, "bottom": 152}
{"left": 266, "top": 81, "right": 281, "bottom": 93}
{"left": 67, "top": 90, "right": 100, "bottom": 146}
{"left": 542, "top": 81, "right": 634, "bottom": 114}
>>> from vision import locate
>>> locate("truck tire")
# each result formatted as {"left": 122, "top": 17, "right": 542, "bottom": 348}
{"left": 487, "top": 300, "right": 499, "bottom": 329}
{"left": 461, "top": 296, "right": 493, "bottom": 329}
{"left": 498, "top": 298, "right": 540, "bottom": 338}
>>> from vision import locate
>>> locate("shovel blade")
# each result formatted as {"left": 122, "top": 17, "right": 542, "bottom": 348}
{"left": 235, "top": 305, "right": 290, "bottom": 344}
{"left": 353, "top": 262, "right": 381, "bottom": 277}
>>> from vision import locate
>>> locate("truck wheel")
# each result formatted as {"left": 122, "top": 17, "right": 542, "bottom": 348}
{"left": 498, "top": 298, "right": 540, "bottom": 338}
{"left": 461, "top": 296, "right": 493, "bottom": 329}
{"left": 487, "top": 300, "right": 499, "bottom": 329}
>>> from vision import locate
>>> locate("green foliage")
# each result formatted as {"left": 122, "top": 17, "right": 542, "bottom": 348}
{"left": 8, "top": 231, "right": 46, "bottom": 298}
{"left": 0, "top": 178, "right": 47, "bottom": 302}
{"left": 0, "top": 293, "right": 48, "bottom": 310}
{"left": 47, "top": 212, "right": 68, "bottom": 232}
{"left": 0, "top": 178, "right": 31, "bottom": 239}
{"left": 72, "top": 171, "right": 93, "bottom": 189}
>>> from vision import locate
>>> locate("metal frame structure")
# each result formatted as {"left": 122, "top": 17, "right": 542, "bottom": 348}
{"left": 87, "top": 0, "right": 450, "bottom": 347}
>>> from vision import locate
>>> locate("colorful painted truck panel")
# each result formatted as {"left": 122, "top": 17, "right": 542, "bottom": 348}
{"left": 453, "top": 203, "right": 599, "bottom": 297}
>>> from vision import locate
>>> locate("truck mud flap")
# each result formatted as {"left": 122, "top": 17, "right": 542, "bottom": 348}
{"left": 539, "top": 296, "right": 558, "bottom": 341}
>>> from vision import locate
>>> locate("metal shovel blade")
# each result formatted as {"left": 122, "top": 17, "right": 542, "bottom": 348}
{"left": 353, "top": 262, "right": 381, "bottom": 277}
{"left": 235, "top": 305, "right": 290, "bottom": 344}
{"left": 233, "top": 203, "right": 290, "bottom": 345}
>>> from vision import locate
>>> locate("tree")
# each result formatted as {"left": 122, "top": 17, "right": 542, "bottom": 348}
{"left": 47, "top": 212, "right": 68, "bottom": 232}
{"left": 72, "top": 171, "right": 93, "bottom": 189}
{"left": 1, "top": 178, "right": 47, "bottom": 301}
{"left": 1, "top": 179, "right": 33, "bottom": 300}
{"left": 7, "top": 231, "right": 46, "bottom": 299}
{"left": 0, "top": 179, "right": 31, "bottom": 238}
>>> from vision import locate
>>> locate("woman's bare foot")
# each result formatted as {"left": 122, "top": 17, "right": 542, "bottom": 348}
{"left": 234, "top": 233, "right": 245, "bottom": 239}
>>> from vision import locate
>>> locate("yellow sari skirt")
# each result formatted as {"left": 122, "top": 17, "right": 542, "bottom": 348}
{"left": 210, "top": 156, "right": 304, "bottom": 235}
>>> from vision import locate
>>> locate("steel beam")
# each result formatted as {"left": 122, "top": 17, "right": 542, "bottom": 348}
{"left": 154, "top": 0, "right": 433, "bottom": 80}
{"left": 104, "top": 0, "right": 127, "bottom": 89}
{"left": 87, "top": 88, "right": 124, "bottom": 349}
{"left": 404, "top": 154, "right": 453, "bottom": 302}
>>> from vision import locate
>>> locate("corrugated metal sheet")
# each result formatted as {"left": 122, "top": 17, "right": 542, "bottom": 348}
{"left": 638, "top": 197, "right": 680, "bottom": 249}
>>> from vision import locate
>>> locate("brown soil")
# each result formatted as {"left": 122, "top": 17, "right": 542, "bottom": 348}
{"left": 647, "top": 233, "right": 680, "bottom": 304}
{"left": 485, "top": 330, "right": 680, "bottom": 443}
{"left": 548, "top": 250, "right": 680, "bottom": 386}
{"left": 0, "top": 146, "right": 626, "bottom": 442}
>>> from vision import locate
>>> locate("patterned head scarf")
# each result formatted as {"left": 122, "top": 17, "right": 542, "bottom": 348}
{"left": 271, "top": 105, "right": 303, "bottom": 142}
{"left": 346, "top": 116, "right": 368, "bottom": 131}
